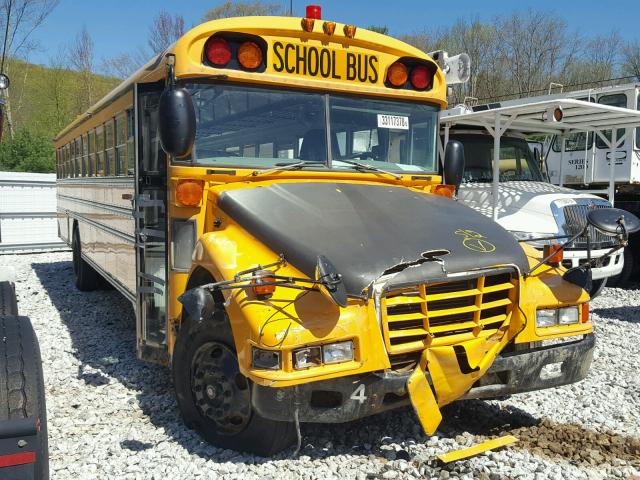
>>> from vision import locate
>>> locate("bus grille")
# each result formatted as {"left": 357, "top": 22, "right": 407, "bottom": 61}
{"left": 563, "top": 204, "right": 614, "bottom": 249}
{"left": 381, "top": 272, "right": 516, "bottom": 359}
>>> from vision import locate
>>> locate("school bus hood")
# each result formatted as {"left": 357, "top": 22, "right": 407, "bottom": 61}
{"left": 217, "top": 182, "right": 529, "bottom": 297}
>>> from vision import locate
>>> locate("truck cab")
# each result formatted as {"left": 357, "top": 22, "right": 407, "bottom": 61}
{"left": 449, "top": 128, "right": 623, "bottom": 296}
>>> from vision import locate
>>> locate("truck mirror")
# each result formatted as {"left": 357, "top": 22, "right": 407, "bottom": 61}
{"left": 563, "top": 265, "right": 592, "bottom": 292}
{"left": 587, "top": 208, "right": 640, "bottom": 237}
{"left": 443, "top": 140, "right": 465, "bottom": 189}
{"left": 158, "top": 86, "right": 196, "bottom": 158}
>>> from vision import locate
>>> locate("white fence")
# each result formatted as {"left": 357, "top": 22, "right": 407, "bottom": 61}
{"left": 0, "top": 171, "right": 67, "bottom": 253}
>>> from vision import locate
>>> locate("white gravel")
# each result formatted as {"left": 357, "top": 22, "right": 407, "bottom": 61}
{"left": 6, "top": 251, "right": 640, "bottom": 479}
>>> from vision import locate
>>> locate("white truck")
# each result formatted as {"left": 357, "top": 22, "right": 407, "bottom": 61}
{"left": 440, "top": 98, "right": 640, "bottom": 295}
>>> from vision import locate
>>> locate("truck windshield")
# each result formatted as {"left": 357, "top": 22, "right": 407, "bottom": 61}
{"left": 183, "top": 83, "right": 439, "bottom": 173}
{"left": 453, "top": 134, "right": 545, "bottom": 183}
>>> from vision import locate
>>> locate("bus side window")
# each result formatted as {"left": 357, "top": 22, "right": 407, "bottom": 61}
{"left": 127, "top": 109, "right": 134, "bottom": 176}
{"left": 82, "top": 135, "right": 88, "bottom": 177}
{"left": 115, "top": 113, "right": 127, "bottom": 176}
{"left": 88, "top": 130, "right": 95, "bottom": 176}
{"left": 105, "top": 119, "right": 114, "bottom": 176}
{"left": 96, "top": 126, "right": 105, "bottom": 176}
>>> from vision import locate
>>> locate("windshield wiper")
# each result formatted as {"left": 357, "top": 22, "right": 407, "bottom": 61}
{"left": 251, "top": 161, "right": 326, "bottom": 176}
{"left": 334, "top": 159, "right": 402, "bottom": 179}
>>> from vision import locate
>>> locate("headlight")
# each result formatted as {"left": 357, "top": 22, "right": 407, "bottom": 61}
{"left": 322, "top": 341, "right": 354, "bottom": 364}
{"left": 293, "top": 341, "right": 354, "bottom": 369}
{"left": 252, "top": 347, "right": 281, "bottom": 370}
{"left": 536, "top": 306, "right": 580, "bottom": 327}
{"left": 558, "top": 306, "right": 580, "bottom": 325}
{"left": 511, "top": 231, "right": 554, "bottom": 248}
{"left": 293, "top": 346, "right": 322, "bottom": 369}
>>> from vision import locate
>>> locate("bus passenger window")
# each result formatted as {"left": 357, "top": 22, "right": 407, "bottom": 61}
{"left": 96, "top": 126, "right": 105, "bottom": 176}
{"left": 105, "top": 120, "right": 114, "bottom": 176}
{"left": 87, "top": 131, "right": 95, "bottom": 176}
{"left": 127, "top": 109, "right": 135, "bottom": 175}
{"left": 82, "top": 135, "right": 88, "bottom": 177}
{"left": 115, "top": 113, "right": 127, "bottom": 176}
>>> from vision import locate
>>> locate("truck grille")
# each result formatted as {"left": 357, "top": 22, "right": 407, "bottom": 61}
{"left": 563, "top": 204, "right": 614, "bottom": 249}
{"left": 381, "top": 272, "right": 516, "bottom": 359}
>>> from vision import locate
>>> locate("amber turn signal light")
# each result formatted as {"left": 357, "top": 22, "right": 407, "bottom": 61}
{"left": 251, "top": 270, "right": 276, "bottom": 297}
{"left": 387, "top": 62, "right": 408, "bottom": 87}
{"left": 176, "top": 179, "right": 204, "bottom": 207}
{"left": 581, "top": 302, "right": 589, "bottom": 323}
{"left": 543, "top": 243, "right": 564, "bottom": 264}
{"left": 238, "top": 41, "right": 263, "bottom": 69}
{"left": 433, "top": 184, "right": 456, "bottom": 198}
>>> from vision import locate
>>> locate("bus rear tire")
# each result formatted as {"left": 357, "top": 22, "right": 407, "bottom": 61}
{"left": 72, "top": 227, "right": 100, "bottom": 292}
{"left": 172, "top": 307, "right": 296, "bottom": 456}
{"left": 0, "top": 315, "right": 49, "bottom": 479}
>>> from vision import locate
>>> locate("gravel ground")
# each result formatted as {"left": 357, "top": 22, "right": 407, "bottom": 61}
{"left": 5, "top": 251, "right": 640, "bottom": 479}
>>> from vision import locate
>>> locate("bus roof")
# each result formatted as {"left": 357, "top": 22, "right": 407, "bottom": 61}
{"left": 55, "top": 15, "right": 445, "bottom": 142}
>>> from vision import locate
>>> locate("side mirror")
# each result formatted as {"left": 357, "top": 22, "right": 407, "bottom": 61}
{"left": 563, "top": 265, "right": 592, "bottom": 292}
{"left": 443, "top": 140, "right": 465, "bottom": 189}
{"left": 587, "top": 207, "right": 640, "bottom": 237}
{"left": 158, "top": 86, "right": 196, "bottom": 158}
{"left": 316, "top": 255, "right": 348, "bottom": 308}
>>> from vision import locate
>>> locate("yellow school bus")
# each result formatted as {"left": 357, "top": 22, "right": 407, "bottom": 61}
{"left": 55, "top": 7, "right": 597, "bottom": 455}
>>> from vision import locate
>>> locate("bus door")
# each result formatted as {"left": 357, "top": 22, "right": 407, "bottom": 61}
{"left": 134, "top": 82, "right": 168, "bottom": 364}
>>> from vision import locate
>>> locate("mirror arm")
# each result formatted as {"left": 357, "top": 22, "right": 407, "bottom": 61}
{"left": 165, "top": 53, "right": 176, "bottom": 89}
{"left": 525, "top": 227, "right": 587, "bottom": 277}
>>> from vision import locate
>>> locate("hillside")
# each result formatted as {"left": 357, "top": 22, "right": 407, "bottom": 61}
{"left": 0, "top": 58, "right": 121, "bottom": 172}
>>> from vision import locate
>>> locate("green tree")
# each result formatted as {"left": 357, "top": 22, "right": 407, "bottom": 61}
{"left": 204, "top": 1, "right": 283, "bottom": 20}
{"left": 0, "top": 129, "right": 55, "bottom": 172}
{"left": 367, "top": 25, "right": 389, "bottom": 35}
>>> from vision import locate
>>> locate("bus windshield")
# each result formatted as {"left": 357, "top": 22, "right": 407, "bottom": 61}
{"left": 185, "top": 83, "right": 439, "bottom": 173}
{"left": 454, "top": 134, "right": 545, "bottom": 183}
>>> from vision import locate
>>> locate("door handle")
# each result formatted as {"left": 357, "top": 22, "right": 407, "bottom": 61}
{"left": 122, "top": 193, "right": 133, "bottom": 200}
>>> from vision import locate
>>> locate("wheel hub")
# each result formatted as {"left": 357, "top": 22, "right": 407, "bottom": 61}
{"left": 191, "top": 342, "right": 251, "bottom": 434}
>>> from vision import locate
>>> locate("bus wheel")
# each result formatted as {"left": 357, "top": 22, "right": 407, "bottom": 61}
{"left": 72, "top": 227, "right": 99, "bottom": 291}
{"left": 172, "top": 308, "right": 296, "bottom": 456}
{"left": 588, "top": 278, "right": 607, "bottom": 299}
{"left": 0, "top": 316, "right": 49, "bottom": 480}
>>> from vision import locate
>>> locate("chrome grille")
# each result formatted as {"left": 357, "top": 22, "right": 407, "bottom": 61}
{"left": 563, "top": 204, "right": 614, "bottom": 249}
{"left": 381, "top": 272, "right": 516, "bottom": 357}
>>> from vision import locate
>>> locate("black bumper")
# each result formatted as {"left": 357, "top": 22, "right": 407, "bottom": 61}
{"left": 252, "top": 333, "right": 595, "bottom": 423}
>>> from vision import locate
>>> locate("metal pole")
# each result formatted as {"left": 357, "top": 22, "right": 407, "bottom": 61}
{"left": 492, "top": 112, "right": 501, "bottom": 221}
{"left": 558, "top": 136, "right": 566, "bottom": 187}
{"left": 608, "top": 129, "right": 617, "bottom": 206}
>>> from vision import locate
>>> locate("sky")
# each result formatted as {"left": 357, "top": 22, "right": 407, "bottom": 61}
{"left": 25, "top": 0, "right": 640, "bottom": 69}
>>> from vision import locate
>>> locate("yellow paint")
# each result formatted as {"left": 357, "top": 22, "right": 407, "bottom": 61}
{"left": 407, "top": 365, "right": 441, "bottom": 435}
{"left": 437, "top": 435, "right": 519, "bottom": 463}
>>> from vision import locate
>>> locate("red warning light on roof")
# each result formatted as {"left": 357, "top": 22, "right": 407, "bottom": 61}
{"left": 306, "top": 5, "right": 322, "bottom": 19}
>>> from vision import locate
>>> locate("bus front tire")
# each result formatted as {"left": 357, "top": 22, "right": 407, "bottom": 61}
{"left": 172, "top": 307, "right": 296, "bottom": 456}
{"left": 72, "top": 227, "right": 100, "bottom": 292}
{"left": 588, "top": 278, "right": 607, "bottom": 299}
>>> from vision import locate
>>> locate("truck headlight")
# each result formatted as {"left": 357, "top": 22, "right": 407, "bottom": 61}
{"left": 322, "top": 341, "right": 354, "bottom": 364}
{"left": 536, "top": 306, "right": 580, "bottom": 327}
{"left": 252, "top": 347, "right": 281, "bottom": 370}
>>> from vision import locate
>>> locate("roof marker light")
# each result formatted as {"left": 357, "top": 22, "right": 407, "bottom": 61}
{"left": 306, "top": 5, "right": 322, "bottom": 19}
{"left": 205, "top": 37, "right": 232, "bottom": 66}
{"left": 410, "top": 65, "right": 432, "bottom": 90}
{"left": 387, "top": 62, "right": 408, "bottom": 87}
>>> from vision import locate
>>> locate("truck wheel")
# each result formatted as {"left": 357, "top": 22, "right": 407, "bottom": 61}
{"left": 0, "top": 282, "right": 18, "bottom": 317}
{"left": 588, "top": 279, "right": 607, "bottom": 299}
{"left": 172, "top": 306, "right": 296, "bottom": 456}
{"left": 72, "top": 227, "right": 99, "bottom": 291}
{"left": 0, "top": 316, "right": 49, "bottom": 479}
{"left": 608, "top": 248, "right": 634, "bottom": 287}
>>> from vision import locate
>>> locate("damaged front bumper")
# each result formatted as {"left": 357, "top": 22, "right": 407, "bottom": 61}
{"left": 251, "top": 333, "right": 595, "bottom": 423}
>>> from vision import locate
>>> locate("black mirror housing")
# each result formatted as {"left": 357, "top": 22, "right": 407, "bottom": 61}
{"left": 563, "top": 265, "right": 592, "bottom": 293}
{"left": 587, "top": 207, "right": 640, "bottom": 236}
{"left": 443, "top": 140, "right": 465, "bottom": 189}
{"left": 158, "top": 87, "right": 196, "bottom": 158}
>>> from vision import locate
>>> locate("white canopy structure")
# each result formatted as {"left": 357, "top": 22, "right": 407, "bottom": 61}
{"left": 439, "top": 99, "right": 640, "bottom": 219}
